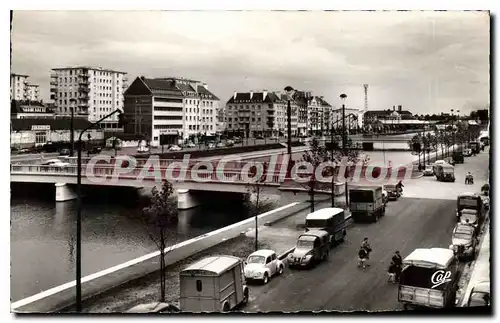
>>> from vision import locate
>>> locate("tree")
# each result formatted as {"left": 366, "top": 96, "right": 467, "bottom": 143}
{"left": 140, "top": 181, "right": 178, "bottom": 302}
{"left": 301, "top": 137, "right": 368, "bottom": 211}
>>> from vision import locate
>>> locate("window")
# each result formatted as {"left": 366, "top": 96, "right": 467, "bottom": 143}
{"left": 196, "top": 280, "right": 202, "bottom": 292}
{"left": 153, "top": 136, "right": 158, "bottom": 141}
{"left": 35, "top": 132, "right": 47, "bottom": 144}
{"left": 271, "top": 253, "right": 277, "bottom": 261}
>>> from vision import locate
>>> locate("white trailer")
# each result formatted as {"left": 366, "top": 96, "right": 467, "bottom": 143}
{"left": 180, "top": 255, "right": 249, "bottom": 312}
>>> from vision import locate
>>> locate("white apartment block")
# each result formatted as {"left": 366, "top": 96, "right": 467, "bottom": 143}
{"left": 11, "top": 73, "right": 36, "bottom": 101}
{"left": 26, "top": 84, "right": 40, "bottom": 101}
{"left": 307, "top": 96, "right": 332, "bottom": 135}
{"left": 50, "top": 66, "right": 128, "bottom": 130}
{"left": 123, "top": 77, "right": 220, "bottom": 147}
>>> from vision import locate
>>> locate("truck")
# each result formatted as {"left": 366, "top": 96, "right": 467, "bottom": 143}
{"left": 179, "top": 255, "right": 249, "bottom": 312}
{"left": 456, "top": 192, "right": 486, "bottom": 232}
{"left": 470, "top": 141, "right": 480, "bottom": 154}
{"left": 398, "top": 248, "right": 460, "bottom": 309}
{"left": 304, "top": 207, "right": 347, "bottom": 246}
{"left": 435, "top": 164, "right": 455, "bottom": 182}
{"left": 348, "top": 185, "right": 386, "bottom": 223}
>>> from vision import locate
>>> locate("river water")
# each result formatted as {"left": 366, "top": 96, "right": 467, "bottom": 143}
{"left": 10, "top": 183, "right": 282, "bottom": 302}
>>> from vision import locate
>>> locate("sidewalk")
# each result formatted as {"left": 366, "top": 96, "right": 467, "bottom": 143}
{"left": 458, "top": 220, "right": 490, "bottom": 307}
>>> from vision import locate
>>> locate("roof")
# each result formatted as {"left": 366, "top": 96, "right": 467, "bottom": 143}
{"left": 310, "top": 96, "right": 332, "bottom": 107}
{"left": 249, "top": 249, "right": 275, "bottom": 258}
{"left": 349, "top": 185, "right": 383, "bottom": 191}
{"left": 403, "top": 248, "right": 454, "bottom": 269}
{"left": 51, "top": 66, "right": 127, "bottom": 74}
{"left": 458, "top": 192, "right": 480, "bottom": 198}
{"left": 306, "top": 208, "right": 344, "bottom": 220}
{"left": 10, "top": 118, "right": 99, "bottom": 131}
{"left": 11, "top": 100, "right": 53, "bottom": 114}
{"left": 454, "top": 224, "right": 475, "bottom": 234}
{"left": 141, "top": 78, "right": 182, "bottom": 95}
{"left": 125, "top": 302, "right": 179, "bottom": 313}
{"left": 181, "top": 256, "right": 241, "bottom": 276}
{"left": 11, "top": 73, "right": 29, "bottom": 77}
{"left": 364, "top": 109, "right": 413, "bottom": 116}
{"left": 299, "top": 229, "right": 329, "bottom": 239}
{"left": 471, "top": 281, "right": 490, "bottom": 294}
{"left": 226, "top": 91, "right": 282, "bottom": 104}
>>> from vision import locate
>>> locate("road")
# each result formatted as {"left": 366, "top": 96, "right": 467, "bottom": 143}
{"left": 246, "top": 197, "right": 458, "bottom": 312}
{"left": 242, "top": 146, "right": 489, "bottom": 312}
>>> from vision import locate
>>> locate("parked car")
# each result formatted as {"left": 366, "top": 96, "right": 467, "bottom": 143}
{"left": 168, "top": 145, "right": 182, "bottom": 151}
{"left": 287, "top": 230, "right": 330, "bottom": 269}
{"left": 216, "top": 142, "right": 225, "bottom": 148}
{"left": 465, "top": 281, "right": 490, "bottom": 307}
{"left": 225, "top": 140, "right": 234, "bottom": 147}
{"left": 449, "top": 223, "right": 478, "bottom": 261}
{"left": 41, "top": 159, "right": 70, "bottom": 168}
{"left": 255, "top": 135, "right": 264, "bottom": 140}
{"left": 208, "top": 142, "right": 216, "bottom": 149}
{"left": 59, "top": 148, "right": 71, "bottom": 156}
{"left": 126, "top": 302, "right": 180, "bottom": 313}
{"left": 244, "top": 249, "right": 284, "bottom": 284}
{"left": 185, "top": 142, "right": 196, "bottom": 148}
{"left": 423, "top": 165, "right": 434, "bottom": 176}
{"left": 89, "top": 146, "right": 102, "bottom": 154}
{"left": 137, "top": 146, "right": 150, "bottom": 153}
{"left": 383, "top": 184, "right": 401, "bottom": 201}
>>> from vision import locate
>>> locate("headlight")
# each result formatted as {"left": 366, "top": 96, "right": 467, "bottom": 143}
{"left": 304, "top": 255, "right": 312, "bottom": 260}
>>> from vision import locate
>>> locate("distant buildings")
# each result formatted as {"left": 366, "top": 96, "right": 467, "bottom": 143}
{"left": 10, "top": 73, "right": 40, "bottom": 102}
{"left": 49, "top": 66, "right": 128, "bottom": 131}
{"left": 123, "top": 76, "right": 220, "bottom": 147}
{"left": 11, "top": 100, "right": 55, "bottom": 119}
{"left": 363, "top": 105, "right": 414, "bottom": 126}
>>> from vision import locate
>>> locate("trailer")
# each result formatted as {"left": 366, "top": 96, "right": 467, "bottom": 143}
{"left": 180, "top": 255, "right": 249, "bottom": 312}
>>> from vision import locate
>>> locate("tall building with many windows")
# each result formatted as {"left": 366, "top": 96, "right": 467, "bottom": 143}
{"left": 49, "top": 66, "right": 128, "bottom": 131}
{"left": 11, "top": 73, "right": 40, "bottom": 101}
{"left": 123, "top": 76, "right": 220, "bottom": 147}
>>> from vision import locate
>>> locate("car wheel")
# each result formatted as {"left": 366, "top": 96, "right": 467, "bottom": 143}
{"left": 262, "top": 273, "right": 269, "bottom": 284}
{"left": 278, "top": 265, "right": 284, "bottom": 275}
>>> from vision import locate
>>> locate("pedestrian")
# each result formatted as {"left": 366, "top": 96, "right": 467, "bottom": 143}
{"left": 392, "top": 251, "right": 403, "bottom": 281}
{"left": 358, "top": 247, "right": 369, "bottom": 269}
{"left": 387, "top": 261, "right": 397, "bottom": 283}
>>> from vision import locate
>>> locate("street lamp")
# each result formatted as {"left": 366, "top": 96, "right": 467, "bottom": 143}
{"left": 75, "top": 109, "right": 127, "bottom": 312}
{"left": 284, "top": 86, "right": 295, "bottom": 156}
{"left": 340, "top": 94, "right": 348, "bottom": 206}
{"left": 69, "top": 98, "right": 77, "bottom": 157}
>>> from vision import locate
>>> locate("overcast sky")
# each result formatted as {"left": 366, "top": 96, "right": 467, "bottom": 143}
{"left": 11, "top": 11, "right": 489, "bottom": 115}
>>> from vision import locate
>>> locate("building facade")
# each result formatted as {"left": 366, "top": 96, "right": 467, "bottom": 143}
{"left": 11, "top": 73, "right": 40, "bottom": 101}
{"left": 363, "top": 105, "right": 413, "bottom": 128}
{"left": 11, "top": 100, "right": 55, "bottom": 119}
{"left": 26, "top": 84, "right": 40, "bottom": 101}
{"left": 10, "top": 118, "right": 104, "bottom": 149}
{"left": 50, "top": 66, "right": 128, "bottom": 131}
{"left": 307, "top": 96, "right": 332, "bottom": 136}
{"left": 123, "top": 76, "right": 220, "bottom": 147}
{"left": 225, "top": 91, "right": 297, "bottom": 138}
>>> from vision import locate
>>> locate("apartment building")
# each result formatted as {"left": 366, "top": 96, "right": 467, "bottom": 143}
{"left": 11, "top": 73, "right": 40, "bottom": 101}
{"left": 123, "top": 76, "right": 220, "bottom": 147}
{"left": 50, "top": 66, "right": 128, "bottom": 131}
{"left": 307, "top": 96, "right": 332, "bottom": 136}
{"left": 225, "top": 90, "right": 296, "bottom": 138}
{"left": 294, "top": 91, "right": 311, "bottom": 136}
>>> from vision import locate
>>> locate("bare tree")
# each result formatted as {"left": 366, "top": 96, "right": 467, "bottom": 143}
{"left": 141, "top": 180, "right": 178, "bottom": 302}
{"left": 300, "top": 138, "right": 368, "bottom": 211}
{"left": 244, "top": 163, "right": 274, "bottom": 251}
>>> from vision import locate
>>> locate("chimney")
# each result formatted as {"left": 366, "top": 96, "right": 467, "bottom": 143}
{"left": 233, "top": 91, "right": 237, "bottom": 100}
{"left": 202, "top": 82, "right": 208, "bottom": 90}
{"left": 262, "top": 89, "right": 267, "bottom": 100}
{"left": 250, "top": 90, "right": 253, "bottom": 100}
{"left": 140, "top": 76, "right": 146, "bottom": 81}
{"left": 393, "top": 105, "right": 396, "bottom": 111}
{"left": 398, "top": 105, "right": 402, "bottom": 112}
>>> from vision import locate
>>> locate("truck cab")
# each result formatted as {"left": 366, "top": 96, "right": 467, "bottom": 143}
{"left": 398, "top": 248, "right": 460, "bottom": 310}
{"left": 456, "top": 192, "right": 485, "bottom": 230}
{"left": 435, "top": 164, "right": 455, "bottom": 182}
{"left": 180, "top": 255, "right": 249, "bottom": 312}
{"left": 348, "top": 185, "right": 386, "bottom": 223}
{"left": 304, "top": 207, "right": 347, "bottom": 246}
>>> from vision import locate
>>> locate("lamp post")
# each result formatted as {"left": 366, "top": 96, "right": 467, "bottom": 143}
{"left": 69, "top": 98, "right": 77, "bottom": 157}
{"left": 284, "top": 86, "right": 295, "bottom": 156}
{"left": 451, "top": 109, "right": 455, "bottom": 155}
{"left": 75, "top": 108, "right": 126, "bottom": 312}
{"left": 340, "top": 94, "right": 348, "bottom": 206}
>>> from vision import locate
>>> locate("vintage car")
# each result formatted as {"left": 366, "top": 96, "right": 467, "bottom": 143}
{"left": 126, "top": 302, "right": 180, "bottom": 313}
{"left": 435, "top": 164, "right": 455, "bottom": 182}
{"left": 383, "top": 184, "right": 401, "bottom": 201}
{"left": 468, "top": 282, "right": 491, "bottom": 307}
{"left": 456, "top": 193, "right": 486, "bottom": 229}
{"left": 449, "top": 223, "right": 478, "bottom": 261}
{"left": 244, "top": 249, "right": 284, "bottom": 284}
{"left": 287, "top": 230, "right": 330, "bottom": 269}
{"left": 463, "top": 148, "right": 473, "bottom": 157}
{"left": 423, "top": 165, "right": 434, "bottom": 176}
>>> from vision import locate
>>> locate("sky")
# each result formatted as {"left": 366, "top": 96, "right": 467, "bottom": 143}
{"left": 11, "top": 10, "right": 490, "bottom": 115}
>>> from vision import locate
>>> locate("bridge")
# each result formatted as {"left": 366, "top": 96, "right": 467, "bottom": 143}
{"left": 11, "top": 161, "right": 413, "bottom": 208}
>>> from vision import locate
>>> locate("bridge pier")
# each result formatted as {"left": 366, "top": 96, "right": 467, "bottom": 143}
{"left": 177, "top": 189, "right": 200, "bottom": 210}
{"left": 55, "top": 183, "right": 77, "bottom": 202}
